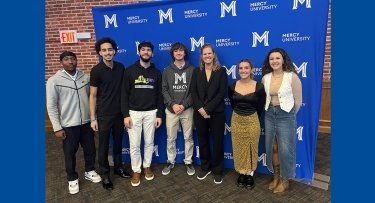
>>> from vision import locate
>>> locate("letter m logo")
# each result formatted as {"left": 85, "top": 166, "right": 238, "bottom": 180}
{"left": 159, "top": 8, "right": 174, "bottom": 24}
{"left": 175, "top": 73, "right": 186, "bottom": 84}
{"left": 190, "top": 37, "right": 205, "bottom": 51}
{"left": 292, "top": 0, "right": 312, "bottom": 10}
{"left": 153, "top": 145, "right": 159, "bottom": 157}
{"left": 224, "top": 123, "right": 231, "bottom": 135}
{"left": 104, "top": 14, "right": 118, "bottom": 28}
{"left": 220, "top": 1, "right": 237, "bottom": 18}
{"left": 258, "top": 153, "right": 267, "bottom": 166}
{"left": 224, "top": 65, "right": 237, "bottom": 79}
{"left": 293, "top": 62, "right": 308, "bottom": 78}
{"left": 252, "top": 31, "right": 270, "bottom": 47}
{"left": 135, "top": 41, "right": 140, "bottom": 55}
{"left": 297, "top": 126, "right": 304, "bottom": 141}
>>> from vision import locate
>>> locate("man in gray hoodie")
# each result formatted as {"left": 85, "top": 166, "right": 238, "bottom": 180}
{"left": 46, "top": 51, "right": 101, "bottom": 195}
{"left": 161, "top": 42, "right": 195, "bottom": 176}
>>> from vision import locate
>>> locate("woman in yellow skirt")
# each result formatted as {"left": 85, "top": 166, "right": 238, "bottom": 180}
{"left": 228, "top": 59, "right": 266, "bottom": 189}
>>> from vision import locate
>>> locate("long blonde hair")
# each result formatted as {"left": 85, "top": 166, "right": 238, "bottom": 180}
{"left": 199, "top": 44, "right": 221, "bottom": 71}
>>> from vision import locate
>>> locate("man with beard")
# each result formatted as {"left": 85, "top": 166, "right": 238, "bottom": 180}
{"left": 90, "top": 37, "right": 131, "bottom": 191}
{"left": 121, "top": 41, "right": 163, "bottom": 187}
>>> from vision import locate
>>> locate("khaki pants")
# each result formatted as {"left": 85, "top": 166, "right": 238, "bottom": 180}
{"left": 165, "top": 107, "right": 194, "bottom": 164}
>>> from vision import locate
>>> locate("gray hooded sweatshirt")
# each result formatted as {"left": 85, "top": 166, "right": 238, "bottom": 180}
{"left": 162, "top": 62, "right": 195, "bottom": 113}
{"left": 46, "top": 69, "right": 90, "bottom": 132}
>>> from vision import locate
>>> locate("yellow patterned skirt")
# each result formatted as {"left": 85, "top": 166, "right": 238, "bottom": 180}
{"left": 231, "top": 111, "right": 261, "bottom": 175}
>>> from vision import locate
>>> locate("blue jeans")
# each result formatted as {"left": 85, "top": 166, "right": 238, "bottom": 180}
{"left": 264, "top": 104, "right": 296, "bottom": 179}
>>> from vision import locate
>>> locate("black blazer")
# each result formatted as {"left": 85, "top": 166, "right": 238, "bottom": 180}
{"left": 191, "top": 67, "right": 228, "bottom": 114}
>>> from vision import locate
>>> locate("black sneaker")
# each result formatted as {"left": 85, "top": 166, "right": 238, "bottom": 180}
{"left": 197, "top": 171, "right": 211, "bottom": 180}
{"left": 214, "top": 175, "right": 223, "bottom": 184}
{"left": 114, "top": 168, "right": 131, "bottom": 178}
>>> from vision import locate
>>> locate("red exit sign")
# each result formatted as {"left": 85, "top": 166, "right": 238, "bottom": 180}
{"left": 59, "top": 30, "right": 78, "bottom": 43}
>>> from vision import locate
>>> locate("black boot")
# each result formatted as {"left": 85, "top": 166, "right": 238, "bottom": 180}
{"left": 245, "top": 175, "right": 255, "bottom": 190}
{"left": 237, "top": 174, "right": 245, "bottom": 187}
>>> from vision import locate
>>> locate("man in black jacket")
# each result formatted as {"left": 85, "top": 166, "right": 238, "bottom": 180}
{"left": 121, "top": 41, "right": 163, "bottom": 187}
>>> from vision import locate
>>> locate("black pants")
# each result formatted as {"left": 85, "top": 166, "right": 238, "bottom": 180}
{"left": 97, "top": 115, "right": 124, "bottom": 178}
{"left": 194, "top": 111, "right": 225, "bottom": 175}
{"left": 63, "top": 123, "right": 96, "bottom": 181}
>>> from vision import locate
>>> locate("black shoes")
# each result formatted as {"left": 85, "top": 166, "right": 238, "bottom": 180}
{"left": 237, "top": 174, "right": 255, "bottom": 189}
{"left": 214, "top": 175, "right": 223, "bottom": 184}
{"left": 245, "top": 175, "right": 255, "bottom": 190}
{"left": 237, "top": 174, "right": 245, "bottom": 187}
{"left": 114, "top": 168, "right": 131, "bottom": 178}
{"left": 197, "top": 171, "right": 211, "bottom": 180}
{"left": 102, "top": 178, "right": 113, "bottom": 190}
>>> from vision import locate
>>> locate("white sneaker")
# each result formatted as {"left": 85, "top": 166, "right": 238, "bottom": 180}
{"left": 85, "top": 170, "right": 102, "bottom": 183}
{"left": 68, "top": 179, "right": 79, "bottom": 194}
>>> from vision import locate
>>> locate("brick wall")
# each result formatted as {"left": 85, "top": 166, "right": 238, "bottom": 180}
{"left": 45, "top": 0, "right": 142, "bottom": 80}
{"left": 323, "top": 3, "right": 331, "bottom": 82}
{"left": 45, "top": 0, "right": 331, "bottom": 81}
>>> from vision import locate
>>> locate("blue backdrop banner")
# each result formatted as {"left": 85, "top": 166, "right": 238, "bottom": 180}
{"left": 92, "top": 0, "right": 329, "bottom": 183}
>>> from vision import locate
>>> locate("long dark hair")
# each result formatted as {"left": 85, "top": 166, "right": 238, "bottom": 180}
{"left": 261, "top": 48, "right": 296, "bottom": 76}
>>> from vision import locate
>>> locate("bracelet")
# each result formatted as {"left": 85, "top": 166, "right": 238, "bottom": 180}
{"left": 90, "top": 118, "right": 97, "bottom": 122}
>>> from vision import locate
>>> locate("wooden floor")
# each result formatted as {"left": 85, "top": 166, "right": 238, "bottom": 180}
{"left": 46, "top": 132, "right": 330, "bottom": 203}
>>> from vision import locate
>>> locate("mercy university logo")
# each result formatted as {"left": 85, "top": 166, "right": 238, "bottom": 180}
{"left": 292, "top": 0, "right": 311, "bottom": 10}
{"left": 294, "top": 62, "right": 308, "bottom": 78}
{"left": 297, "top": 126, "right": 304, "bottom": 141}
{"left": 174, "top": 72, "right": 186, "bottom": 84}
{"left": 153, "top": 145, "right": 159, "bottom": 157}
{"left": 223, "top": 65, "right": 237, "bottom": 80}
{"left": 190, "top": 36, "right": 205, "bottom": 51}
{"left": 104, "top": 14, "right": 118, "bottom": 28}
{"left": 158, "top": 8, "right": 174, "bottom": 24}
{"left": 135, "top": 41, "right": 140, "bottom": 55}
{"left": 252, "top": 31, "right": 270, "bottom": 47}
{"left": 220, "top": 1, "right": 237, "bottom": 17}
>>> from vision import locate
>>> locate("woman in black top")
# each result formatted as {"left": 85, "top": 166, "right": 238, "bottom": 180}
{"left": 191, "top": 44, "right": 228, "bottom": 184}
{"left": 228, "top": 59, "right": 266, "bottom": 189}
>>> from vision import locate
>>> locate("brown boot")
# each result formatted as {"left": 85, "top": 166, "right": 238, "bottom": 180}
{"left": 273, "top": 178, "right": 289, "bottom": 193}
{"left": 268, "top": 165, "right": 280, "bottom": 190}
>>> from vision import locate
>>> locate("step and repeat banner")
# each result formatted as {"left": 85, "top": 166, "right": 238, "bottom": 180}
{"left": 92, "top": 0, "right": 329, "bottom": 183}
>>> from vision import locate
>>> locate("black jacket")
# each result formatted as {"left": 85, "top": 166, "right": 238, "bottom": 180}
{"left": 121, "top": 61, "right": 163, "bottom": 118}
{"left": 191, "top": 67, "right": 228, "bottom": 114}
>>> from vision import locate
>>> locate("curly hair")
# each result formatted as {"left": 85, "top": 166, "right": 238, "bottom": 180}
{"left": 95, "top": 37, "right": 118, "bottom": 55}
{"left": 261, "top": 48, "right": 296, "bottom": 76}
{"left": 199, "top": 43, "right": 221, "bottom": 71}
{"left": 138, "top": 41, "right": 154, "bottom": 52}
